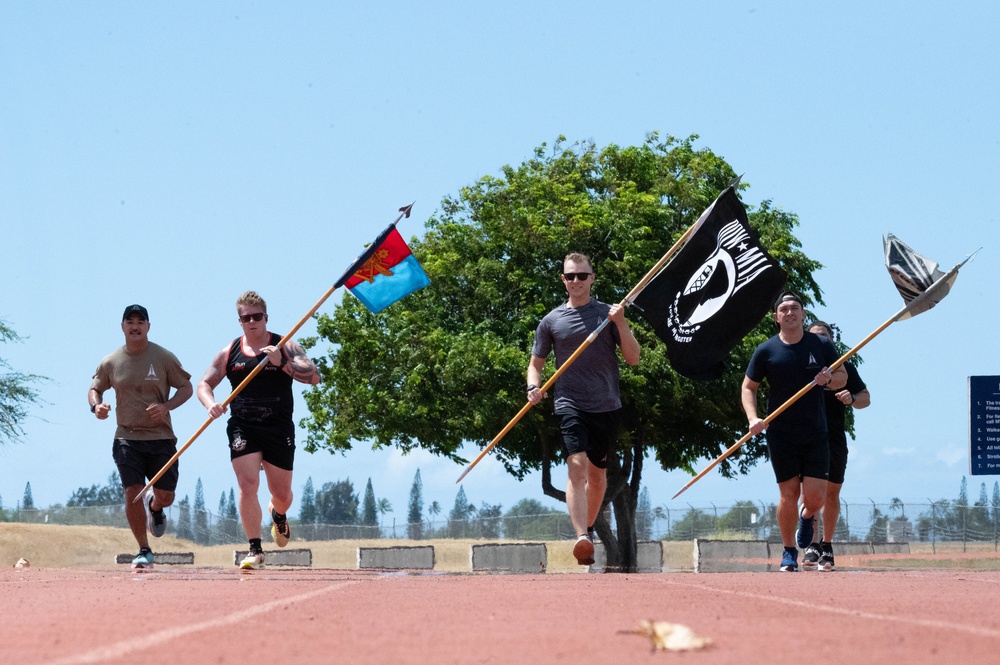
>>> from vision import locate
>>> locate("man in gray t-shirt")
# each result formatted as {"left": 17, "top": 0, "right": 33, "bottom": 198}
{"left": 89, "top": 304, "right": 193, "bottom": 570}
{"left": 527, "top": 253, "right": 640, "bottom": 566}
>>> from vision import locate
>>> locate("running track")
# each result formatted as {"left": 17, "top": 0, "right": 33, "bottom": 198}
{"left": 4, "top": 567, "right": 998, "bottom": 664}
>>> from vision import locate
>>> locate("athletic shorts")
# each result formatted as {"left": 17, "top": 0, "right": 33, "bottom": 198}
{"left": 227, "top": 422, "right": 295, "bottom": 471}
{"left": 827, "top": 430, "right": 848, "bottom": 485}
{"left": 765, "top": 429, "right": 829, "bottom": 484}
{"left": 112, "top": 438, "right": 179, "bottom": 491}
{"left": 558, "top": 407, "right": 620, "bottom": 470}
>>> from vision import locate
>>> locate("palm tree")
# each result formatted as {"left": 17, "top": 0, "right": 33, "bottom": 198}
{"left": 890, "top": 497, "right": 906, "bottom": 520}
{"left": 428, "top": 500, "right": 441, "bottom": 529}
{"left": 376, "top": 498, "right": 393, "bottom": 527}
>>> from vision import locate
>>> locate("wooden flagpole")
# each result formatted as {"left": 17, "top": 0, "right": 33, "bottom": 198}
{"left": 670, "top": 259, "right": 967, "bottom": 500}
{"left": 135, "top": 204, "right": 414, "bottom": 501}
{"left": 455, "top": 215, "right": 708, "bottom": 484}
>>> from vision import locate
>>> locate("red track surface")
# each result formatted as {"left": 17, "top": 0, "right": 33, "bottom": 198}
{"left": 4, "top": 567, "right": 999, "bottom": 664}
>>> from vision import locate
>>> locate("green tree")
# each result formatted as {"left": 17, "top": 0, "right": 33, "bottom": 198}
{"left": 866, "top": 506, "right": 888, "bottom": 543}
{"left": 299, "top": 477, "right": 317, "bottom": 524}
{"left": 664, "top": 507, "right": 716, "bottom": 541}
{"left": 992, "top": 482, "right": 1000, "bottom": 538}
{"left": 427, "top": 500, "right": 442, "bottom": 536}
{"left": 301, "top": 135, "right": 822, "bottom": 571}
{"left": 175, "top": 495, "right": 193, "bottom": 541}
{"left": 448, "top": 486, "right": 477, "bottom": 538}
{"left": 478, "top": 502, "right": 503, "bottom": 539}
{"left": 22, "top": 482, "right": 34, "bottom": 510}
{"left": 361, "top": 478, "right": 378, "bottom": 525}
{"left": 407, "top": 469, "right": 423, "bottom": 540}
{"left": 225, "top": 488, "right": 239, "bottom": 543}
{"left": 66, "top": 473, "right": 124, "bottom": 507}
{"left": 0, "top": 319, "right": 46, "bottom": 446}
{"left": 377, "top": 497, "right": 393, "bottom": 527}
{"left": 193, "top": 479, "right": 209, "bottom": 545}
{"left": 216, "top": 491, "right": 231, "bottom": 544}
{"left": 503, "top": 498, "right": 572, "bottom": 540}
{"left": 315, "top": 479, "right": 359, "bottom": 526}
{"left": 635, "top": 487, "right": 653, "bottom": 540}
{"left": 716, "top": 500, "right": 763, "bottom": 538}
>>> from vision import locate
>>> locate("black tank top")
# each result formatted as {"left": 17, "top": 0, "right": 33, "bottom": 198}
{"left": 225, "top": 332, "right": 294, "bottom": 429}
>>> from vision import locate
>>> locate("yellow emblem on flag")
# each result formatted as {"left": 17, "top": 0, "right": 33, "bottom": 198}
{"left": 352, "top": 247, "right": 395, "bottom": 284}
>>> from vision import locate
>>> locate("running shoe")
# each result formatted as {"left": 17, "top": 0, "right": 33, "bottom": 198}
{"left": 240, "top": 550, "right": 265, "bottom": 570}
{"left": 795, "top": 509, "right": 815, "bottom": 549}
{"left": 269, "top": 501, "right": 290, "bottom": 548}
{"left": 818, "top": 544, "right": 835, "bottom": 572}
{"left": 573, "top": 534, "right": 595, "bottom": 566}
{"left": 802, "top": 543, "right": 822, "bottom": 570}
{"left": 145, "top": 491, "right": 166, "bottom": 538}
{"left": 779, "top": 547, "right": 798, "bottom": 572}
{"left": 132, "top": 548, "right": 155, "bottom": 571}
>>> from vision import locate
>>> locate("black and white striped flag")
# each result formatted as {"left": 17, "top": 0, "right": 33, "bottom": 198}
{"left": 883, "top": 233, "right": 963, "bottom": 320}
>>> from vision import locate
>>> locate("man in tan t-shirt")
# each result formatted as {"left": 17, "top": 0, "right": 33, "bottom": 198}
{"left": 89, "top": 304, "right": 192, "bottom": 570}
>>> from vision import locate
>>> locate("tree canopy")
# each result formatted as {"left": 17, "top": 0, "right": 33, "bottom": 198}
{"left": 301, "top": 134, "right": 823, "bottom": 569}
{"left": 0, "top": 319, "right": 46, "bottom": 446}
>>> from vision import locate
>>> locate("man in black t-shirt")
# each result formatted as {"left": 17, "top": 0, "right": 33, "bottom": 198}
{"left": 742, "top": 292, "right": 846, "bottom": 572}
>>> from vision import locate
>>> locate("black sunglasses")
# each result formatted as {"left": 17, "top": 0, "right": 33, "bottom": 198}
{"left": 563, "top": 272, "right": 592, "bottom": 282}
{"left": 239, "top": 312, "right": 266, "bottom": 323}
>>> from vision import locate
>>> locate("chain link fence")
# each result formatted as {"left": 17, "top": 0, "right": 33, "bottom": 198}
{"left": 5, "top": 501, "right": 1000, "bottom": 550}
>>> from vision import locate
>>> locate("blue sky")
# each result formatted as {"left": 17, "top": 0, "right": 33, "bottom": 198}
{"left": 1, "top": 3, "right": 997, "bottom": 524}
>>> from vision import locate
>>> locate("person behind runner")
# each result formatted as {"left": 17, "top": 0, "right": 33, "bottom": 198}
{"left": 802, "top": 320, "right": 871, "bottom": 571}
{"left": 197, "top": 291, "right": 320, "bottom": 570}
{"left": 527, "top": 253, "right": 640, "bottom": 566}
{"left": 741, "top": 292, "right": 846, "bottom": 572}
{"left": 89, "top": 304, "right": 193, "bottom": 570}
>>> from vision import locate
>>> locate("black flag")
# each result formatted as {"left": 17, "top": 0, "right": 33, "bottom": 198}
{"left": 631, "top": 187, "right": 786, "bottom": 380}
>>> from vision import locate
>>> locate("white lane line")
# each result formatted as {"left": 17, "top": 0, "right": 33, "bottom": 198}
{"left": 43, "top": 580, "right": 359, "bottom": 665}
{"left": 658, "top": 578, "right": 1000, "bottom": 639}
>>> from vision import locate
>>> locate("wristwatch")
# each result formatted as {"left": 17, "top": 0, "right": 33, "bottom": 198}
{"left": 527, "top": 384, "right": 537, "bottom": 392}
{"left": 90, "top": 403, "right": 97, "bottom": 413}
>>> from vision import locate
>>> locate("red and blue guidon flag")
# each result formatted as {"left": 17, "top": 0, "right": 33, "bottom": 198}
{"left": 335, "top": 223, "right": 431, "bottom": 313}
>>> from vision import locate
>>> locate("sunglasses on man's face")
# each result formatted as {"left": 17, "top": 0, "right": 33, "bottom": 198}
{"left": 239, "top": 312, "right": 266, "bottom": 323}
{"left": 563, "top": 272, "right": 592, "bottom": 282}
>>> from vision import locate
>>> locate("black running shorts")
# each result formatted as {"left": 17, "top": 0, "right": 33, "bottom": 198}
{"left": 765, "top": 429, "right": 830, "bottom": 484}
{"left": 112, "top": 438, "right": 179, "bottom": 490}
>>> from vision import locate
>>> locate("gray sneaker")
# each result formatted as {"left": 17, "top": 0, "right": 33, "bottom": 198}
{"left": 802, "top": 543, "right": 822, "bottom": 570}
{"left": 145, "top": 492, "right": 166, "bottom": 538}
{"left": 132, "top": 548, "right": 154, "bottom": 571}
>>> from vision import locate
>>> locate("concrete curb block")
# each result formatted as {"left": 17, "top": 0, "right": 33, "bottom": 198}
{"left": 358, "top": 545, "right": 435, "bottom": 570}
{"left": 589, "top": 541, "right": 664, "bottom": 573}
{"left": 694, "top": 539, "right": 771, "bottom": 573}
{"left": 233, "top": 548, "right": 312, "bottom": 567}
{"left": 471, "top": 543, "right": 547, "bottom": 573}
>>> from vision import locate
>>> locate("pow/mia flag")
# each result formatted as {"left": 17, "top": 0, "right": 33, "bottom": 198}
{"left": 631, "top": 186, "right": 786, "bottom": 380}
